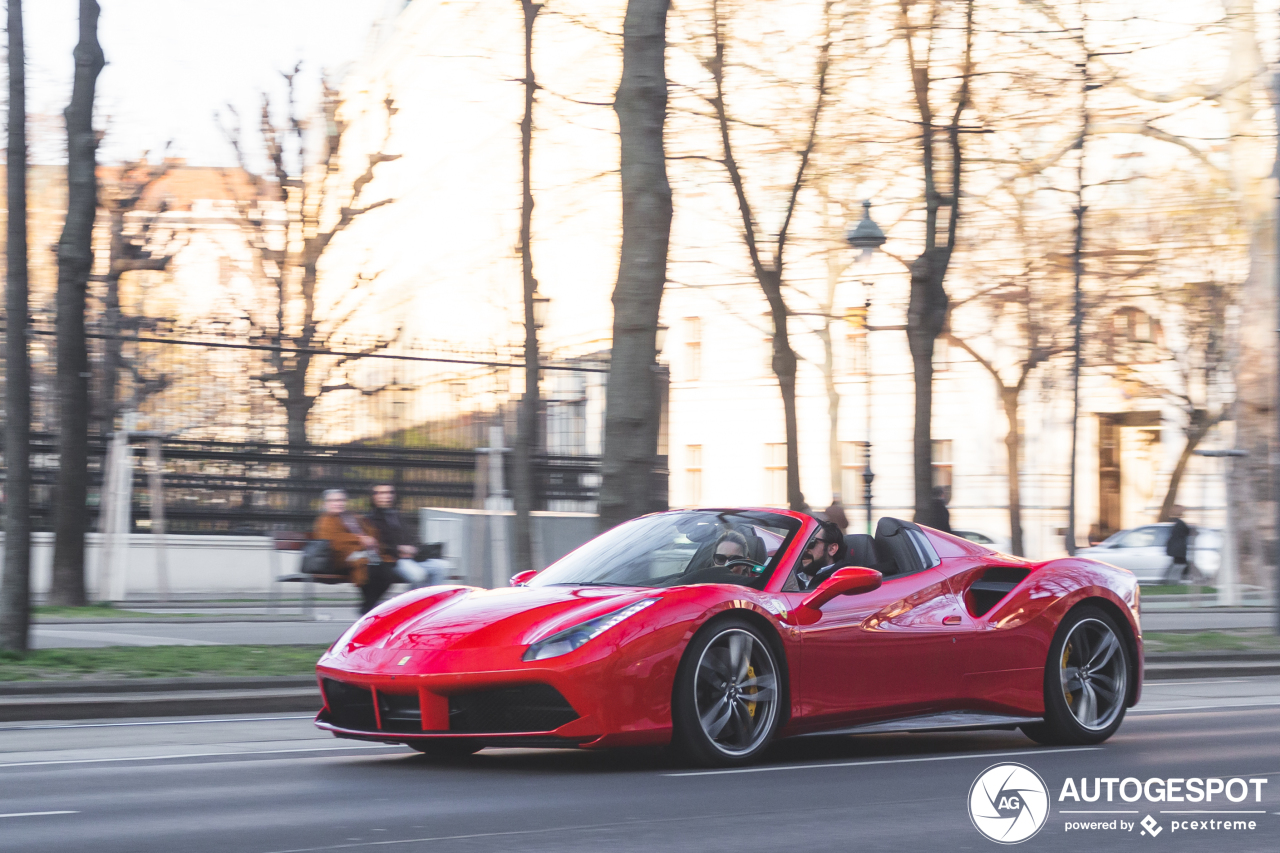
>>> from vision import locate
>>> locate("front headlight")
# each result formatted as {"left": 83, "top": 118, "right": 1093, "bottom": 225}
{"left": 522, "top": 598, "right": 659, "bottom": 661}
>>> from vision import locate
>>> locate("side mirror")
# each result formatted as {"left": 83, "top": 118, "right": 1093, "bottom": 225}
{"left": 794, "top": 567, "right": 882, "bottom": 624}
{"left": 510, "top": 569, "right": 538, "bottom": 587}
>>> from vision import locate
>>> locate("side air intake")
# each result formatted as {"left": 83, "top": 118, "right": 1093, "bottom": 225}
{"left": 966, "top": 567, "right": 1032, "bottom": 617}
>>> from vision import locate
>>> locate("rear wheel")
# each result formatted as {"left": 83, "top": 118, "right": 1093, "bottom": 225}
{"left": 1022, "top": 605, "right": 1129, "bottom": 745}
{"left": 407, "top": 740, "right": 483, "bottom": 759}
{"left": 672, "top": 617, "right": 782, "bottom": 767}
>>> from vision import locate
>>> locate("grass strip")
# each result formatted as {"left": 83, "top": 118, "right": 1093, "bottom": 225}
{"left": 33, "top": 603, "right": 204, "bottom": 619}
{"left": 1143, "top": 629, "right": 1280, "bottom": 654}
{"left": 0, "top": 644, "right": 328, "bottom": 682}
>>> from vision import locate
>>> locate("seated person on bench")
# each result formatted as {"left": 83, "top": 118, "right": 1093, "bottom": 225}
{"left": 312, "top": 489, "right": 393, "bottom": 614}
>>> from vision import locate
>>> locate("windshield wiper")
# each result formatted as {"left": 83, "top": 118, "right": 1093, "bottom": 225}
{"left": 549, "top": 581, "right": 635, "bottom": 587}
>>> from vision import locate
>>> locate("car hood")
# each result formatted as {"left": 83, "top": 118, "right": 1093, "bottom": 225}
{"left": 340, "top": 585, "right": 655, "bottom": 653}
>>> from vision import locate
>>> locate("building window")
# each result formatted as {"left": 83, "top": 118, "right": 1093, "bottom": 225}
{"left": 845, "top": 329, "right": 866, "bottom": 374}
{"left": 686, "top": 317, "right": 706, "bottom": 379}
{"left": 840, "top": 441, "right": 867, "bottom": 504}
{"left": 765, "top": 443, "right": 787, "bottom": 505}
{"left": 844, "top": 305, "right": 867, "bottom": 375}
{"left": 686, "top": 445, "right": 702, "bottom": 507}
{"left": 932, "top": 439, "right": 953, "bottom": 497}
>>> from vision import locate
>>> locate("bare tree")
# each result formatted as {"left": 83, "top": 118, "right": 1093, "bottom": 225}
{"left": 600, "top": 0, "right": 672, "bottom": 531}
{"left": 2, "top": 0, "right": 32, "bottom": 651}
{"left": 512, "top": 0, "right": 542, "bottom": 573}
{"left": 897, "top": 0, "right": 975, "bottom": 528}
{"left": 704, "top": 0, "right": 835, "bottom": 511}
{"left": 49, "top": 0, "right": 104, "bottom": 607}
{"left": 95, "top": 155, "right": 180, "bottom": 432}
{"left": 947, "top": 255, "right": 1072, "bottom": 556}
{"left": 222, "top": 71, "right": 401, "bottom": 447}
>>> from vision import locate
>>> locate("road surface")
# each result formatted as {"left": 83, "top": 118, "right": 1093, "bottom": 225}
{"left": 1, "top": 677, "right": 1278, "bottom": 852}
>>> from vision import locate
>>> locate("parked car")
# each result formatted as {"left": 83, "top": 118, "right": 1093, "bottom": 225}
{"left": 316, "top": 509, "right": 1142, "bottom": 766}
{"left": 1075, "top": 523, "right": 1222, "bottom": 583}
{"left": 952, "top": 529, "right": 1012, "bottom": 554}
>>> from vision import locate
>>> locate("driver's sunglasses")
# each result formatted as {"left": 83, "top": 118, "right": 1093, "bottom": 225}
{"left": 809, "top": 538, "right": 829, "bottom": 549}
{"left": 712, "top": 553, "right": 738, "bottom": 565}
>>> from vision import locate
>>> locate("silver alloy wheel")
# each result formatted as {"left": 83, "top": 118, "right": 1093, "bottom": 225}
{"left": 693, "top": 628, "right": 779, "bottom": 757}
{"left": 1059, "top": 617, "right": 1127, "bottom": 731}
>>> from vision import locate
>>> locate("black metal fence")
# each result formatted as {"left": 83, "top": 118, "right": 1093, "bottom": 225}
{"left": 4, "top": 432, "right": 601, "bottom": 536}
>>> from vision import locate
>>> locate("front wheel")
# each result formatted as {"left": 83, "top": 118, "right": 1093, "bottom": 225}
{"left": 672, "top": 617, "right": 783, "bottom": 767}
{"left": 1022, "top": 605, "right": 1130, "bottom": 746}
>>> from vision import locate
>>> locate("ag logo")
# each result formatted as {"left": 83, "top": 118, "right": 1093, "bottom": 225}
{"left": 969, "top": 763, "right": 1050, "bottom": 844}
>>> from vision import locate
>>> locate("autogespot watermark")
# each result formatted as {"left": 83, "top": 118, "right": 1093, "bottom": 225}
{"left": 968, "top": 765, "right": 1271, "bottom": 843}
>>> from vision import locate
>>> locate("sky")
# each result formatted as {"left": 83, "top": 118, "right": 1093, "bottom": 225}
{"left": 18, "top": 0, "right": 398, "bottom": 166}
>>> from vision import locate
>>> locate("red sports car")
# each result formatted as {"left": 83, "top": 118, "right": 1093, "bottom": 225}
{"left": 315, "top": 509, "right": 1142, "bottom": 766}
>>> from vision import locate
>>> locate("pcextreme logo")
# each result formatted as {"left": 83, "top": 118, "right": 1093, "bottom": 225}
{"left": 968, "top": 763, "right": 1051, "bottom": 844}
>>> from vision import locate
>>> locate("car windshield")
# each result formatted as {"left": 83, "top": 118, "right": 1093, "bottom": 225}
{"left": 527, "top": 510, "right": 802, "bottom": 590}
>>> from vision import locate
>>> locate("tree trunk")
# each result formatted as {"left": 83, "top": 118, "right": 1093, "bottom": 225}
{"left": 999, "top": 387, "right": 1024, "bottom": 556}
{"left": 50, "top": 0, "right": 103, "bottom": 607}
{"left": 600, "top": 0, "right": 672, "bottom": 531}
{"left": 1158, "top": 423, "right": 1210, "bottom": 523}
{"left": 907, "top": 249, "right": 948, "bottom": 526}
{"left": 777, "top": 340, "right": 804, "bottom": 511}
{"left": 98, "top": 207, "right": 126, "bottom": 434}
{"left": 511, "top": 0, "right": 541, "bottom": 575}
{"left": 762, "top": 276, "right": 805, "bottom": 511}
{"left": 2, "top": 0, "right": 32, "bottom": 652}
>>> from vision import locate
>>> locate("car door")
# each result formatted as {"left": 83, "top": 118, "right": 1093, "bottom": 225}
{"left": 781, "top": 527, "right": 971, "bottom": 729}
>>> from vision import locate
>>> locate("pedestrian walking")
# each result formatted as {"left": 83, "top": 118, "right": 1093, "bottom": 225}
{"left": 930, "top": 486, "right": 952, "bottom": 534}
{"left": 1164, "top": 505, "right": 1193, "bottom": 584}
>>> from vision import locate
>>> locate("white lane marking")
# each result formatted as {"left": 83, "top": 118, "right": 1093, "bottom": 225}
{"left": 1160, "top": 810, "right": 1267, "bottom": 814}
{"left": 1130, "top": 700, "right": 1280, "bottom": 714}
{"left": 1144, "top": 679, "right": 1255, "bottom": 686}
{"left": 0, "top": 811, "right": 78, "bottom": 819}
{"left": 664, "top": 746, "right": 1102, "bottom": 777}
{"left": 0, "top": 715, "right": 315, "bottom": 732}
{"left": 254, "top": 816, "right": 758, "bottom": 853}
{"left": 33, "top": 628, "right": 222, "bottom": 646}
{"left": 0, "top": 743, "right": 402, "bottom": 769}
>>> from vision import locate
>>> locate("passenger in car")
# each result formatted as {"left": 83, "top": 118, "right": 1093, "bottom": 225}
{"left": 713, "top": 530, "right": 751, "bottom": 575}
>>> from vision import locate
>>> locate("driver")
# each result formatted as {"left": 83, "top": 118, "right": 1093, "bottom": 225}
{"left": 713, "top": 530, "right": 754, "bottom": 576}
{"left": 794, "top": 520, "right": 844, "bottom": 590}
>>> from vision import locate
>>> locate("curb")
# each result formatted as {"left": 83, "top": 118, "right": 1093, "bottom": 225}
{"left": 0, "top": 675, "right": 322, "bottom": 723}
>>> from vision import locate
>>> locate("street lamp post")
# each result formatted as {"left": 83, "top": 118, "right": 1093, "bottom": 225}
{"left": 846, "top": 200, "right": 886, "bottom": 536}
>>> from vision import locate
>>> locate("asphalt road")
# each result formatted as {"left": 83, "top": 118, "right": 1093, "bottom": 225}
{"left": 1, "top": 678, "right": 1278, "bottom": 852}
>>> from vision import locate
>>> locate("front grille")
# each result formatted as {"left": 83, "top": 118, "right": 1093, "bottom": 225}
{"left": 321, "top": 679, "right": 377, "bottom": 731}
{"left": 377, "top": 691, "right": 423, "bottom": 732}
{"left": 448, "top": 684, "right": 579, "bottom": 733}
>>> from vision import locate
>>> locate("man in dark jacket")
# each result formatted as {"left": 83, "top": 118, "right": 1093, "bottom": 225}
{"left": 367, "top": 483, "right": 416, "bottom": 565}
{"left": 1165, "top": 505, "right": 1193, "bottom": 584}
{"left": 795, "top": 519, "right": 847, "bottom": 591}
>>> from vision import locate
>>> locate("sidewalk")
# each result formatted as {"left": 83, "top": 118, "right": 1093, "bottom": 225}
{"left": 30, "top": 601, "right": 1277, "bottom": 648}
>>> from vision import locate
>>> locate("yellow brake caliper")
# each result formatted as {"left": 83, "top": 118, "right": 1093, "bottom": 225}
{"left": 1063, "top": 642, "right": 1074, "bottom": 706}
{"left": 743, "top": 664, "right": 758, "bottom": 718}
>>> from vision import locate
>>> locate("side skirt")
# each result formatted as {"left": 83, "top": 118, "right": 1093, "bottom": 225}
{"left": 793, "top": 711, "right": 1042, "bottom": 738}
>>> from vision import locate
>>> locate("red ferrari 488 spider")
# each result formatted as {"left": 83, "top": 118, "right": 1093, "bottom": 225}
{"left": 315, "top": 509, "right": 1142, "bottom": 766}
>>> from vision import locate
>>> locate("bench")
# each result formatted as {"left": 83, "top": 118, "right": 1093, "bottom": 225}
{"left": 266, "top": 531, "right": 347, "bottom": 617}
